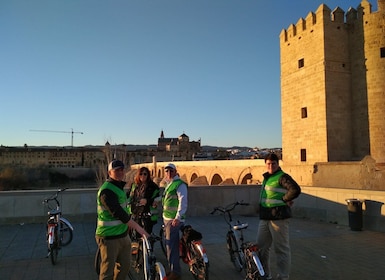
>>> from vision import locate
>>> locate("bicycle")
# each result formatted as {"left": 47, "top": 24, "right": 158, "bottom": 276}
{"left": 159, "top": 223, "right": 209, "bottom": 280}
{"left": 129, "top": 212, "right": 167, "bottom": 280}
{"left": 210, "top": 201, "right": 265, "bottom": 280}
{"left": 129, "top": 233, "right": 167, "bottom": 280}
{"left": 42, "top": 188, "right": 74, "bottom": 265}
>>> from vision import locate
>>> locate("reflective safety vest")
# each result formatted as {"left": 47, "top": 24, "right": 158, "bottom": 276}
{"left": 260, "top": 170, "right": 287, "bottom": 208}
{"left": 162, "top": 179, "right": 186, "bottom": 220}
{"left": 128, "top": 183, "right": 160, "bottom": 222}
{"left": 96, "top": 181, "right": 129, "bottom": 237}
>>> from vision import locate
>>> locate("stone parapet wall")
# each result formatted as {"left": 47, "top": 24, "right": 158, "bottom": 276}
{"left": 1, "top": 186, "right": 384, "bottom": 232}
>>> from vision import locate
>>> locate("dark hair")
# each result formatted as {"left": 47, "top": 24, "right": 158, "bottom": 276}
{"left": 264, "top": 153, "right": 279, "bottom": 163}
{"left": 134, "top": 167, "right": 152, "bottom": 185}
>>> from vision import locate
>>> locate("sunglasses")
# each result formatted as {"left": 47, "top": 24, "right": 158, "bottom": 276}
{"left": 139, "top": 173, "right": 148, "bottom": 176}
{"left": 165, "top": 169, "right": 174, "bottom": 173}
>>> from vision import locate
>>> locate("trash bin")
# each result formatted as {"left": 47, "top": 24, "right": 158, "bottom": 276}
{"left": 345, "top": 198, "right": 363, "bottom": 231}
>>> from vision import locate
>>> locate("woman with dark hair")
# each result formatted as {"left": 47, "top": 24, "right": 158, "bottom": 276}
{"left": 128, "top": 167, "right": 160, "bottom": 234}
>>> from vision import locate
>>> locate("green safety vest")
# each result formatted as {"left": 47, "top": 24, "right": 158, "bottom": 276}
{"left": 96, "top": 181, "right": 129, "bottom": 237}
{"left": 260, "top": 170, "right": 287, "bottom": 208}
{"left": 162, "top": 179, "right": 186, "bottom": 220}
{"left": 128, "top": 183, "right": 160, "bottom": 222}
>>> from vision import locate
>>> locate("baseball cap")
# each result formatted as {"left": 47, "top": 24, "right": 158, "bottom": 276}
{"left": 165, "top": 163, "right": 176, "bottom": 170}
{"left": 108, "top": 160, "right": 125, "bottom": 171}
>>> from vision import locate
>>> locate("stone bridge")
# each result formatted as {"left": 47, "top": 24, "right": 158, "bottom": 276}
{"left": 128, "top": 159, "right": 267, "bottom": 186}
{"left": 129, "top": 156, "right": 385, "bottom": 191}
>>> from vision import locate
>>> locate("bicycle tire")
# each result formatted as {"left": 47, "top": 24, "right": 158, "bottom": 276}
{"left": 154, "top": 261, "right": 166, "bottom": 280}
{"left": 59, "top": 219, "right": 73, "bottom": 246}
{"left": 159, "top": 227, "right": 167, "bottom": 257}
{"left": 189, "top": 242, "right": 209, "bottom": 280}
{"left": 226, "top": 231, "right": 243, "bottom": 272}
{"left": 244, "top": 248, "right": 265, "bottom": 280}
{"left": 50, "top": 229, "right": 59, "bottom": 265}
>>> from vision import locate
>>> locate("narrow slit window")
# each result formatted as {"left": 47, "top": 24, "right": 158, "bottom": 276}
{"left": 298, "top": 58, "right": 304, "bottom": 68}
{"left": 380, "top": 47, "right": 385, "bottom": 58}
{"left": 301, "top": 107, "right": 307, "bottom": 118}
{"left": 300, "top": 149, "right": 307, "bottom": 162}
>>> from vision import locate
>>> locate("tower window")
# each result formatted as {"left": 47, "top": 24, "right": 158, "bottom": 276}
{"left": 298, "top": 58, "right": 304, "bottom": 68}
{"left": 300, "top": 149, "right": 307, "bottom": 162}
{"left": 381, "top": 47, "right": 385, "bottom": 58}
{"left": 301, "top": 107, "right": 308, "bottom": 118}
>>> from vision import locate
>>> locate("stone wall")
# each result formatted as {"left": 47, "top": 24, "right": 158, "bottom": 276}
{"left": 1, "top": 185, "right": 384, "bottom": 232}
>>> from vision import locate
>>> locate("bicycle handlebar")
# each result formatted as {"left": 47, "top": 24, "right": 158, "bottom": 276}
{"left": 210, "top": 201, "right": 250, "bottom": 215}
{"left": 42, "top": 188, "right": 69, "bottom": 206}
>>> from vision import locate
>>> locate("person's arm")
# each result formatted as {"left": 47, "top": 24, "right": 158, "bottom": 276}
{"left": 280, "top": 174, "right": 301, "bottom": 203}
{"left": 175, "top": 183, "right": 188, "bottom": 221}
{"left": 127, "top": 219, "right": 150, "bottom": 237}
{"left": 99, "top": 189, "right": 130, "bottom": 223}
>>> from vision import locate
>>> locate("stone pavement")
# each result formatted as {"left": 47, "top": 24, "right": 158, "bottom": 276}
{"left": 0, "top": 215, "right": 384, "bottom": 280}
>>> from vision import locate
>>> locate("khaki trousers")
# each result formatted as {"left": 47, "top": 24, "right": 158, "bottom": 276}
{"left": 256, "top": 219, "right": 291, "bottom": 279}
{"left": 96, "top": 235, "right": 131, "bottom": 280}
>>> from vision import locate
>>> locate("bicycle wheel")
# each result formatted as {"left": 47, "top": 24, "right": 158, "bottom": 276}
{"left": 226, "top": 231, "right": 243, "bottom": 272}
{"left": 189, "top": 242, "right": 209, "bottom": 280}
{"left": 154, "top": 262, "right": 166, "bottom": 280}
{"left": 244, "top": 246, "right": 265, "bottom": 280}
{"left": 60, "top": 220, "right": 73, "bottom": 246}
{"left": 49, "top": 230, "right": 59, "bottom": 265}
{"left": 159, "top": 226, "right": 167, "bottom": 257}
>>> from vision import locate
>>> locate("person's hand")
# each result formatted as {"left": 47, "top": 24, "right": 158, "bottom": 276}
{"left": 286, "top": 200, "right": 294, "bottom": 207}
{"left": 171, "top": 219, "right": 180, "bottom": 227}
{"left": 139, "top": 198, "right": 147, "bottom": 206}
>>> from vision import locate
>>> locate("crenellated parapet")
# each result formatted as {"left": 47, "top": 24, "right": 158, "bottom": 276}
{"left": 280, "top": 1, "right": 381, "bottom": 43}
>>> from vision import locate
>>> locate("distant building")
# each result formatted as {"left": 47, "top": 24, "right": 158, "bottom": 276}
{"left": 157, "top": 130, "right": 201, "bottom": 156}
{"left": 0, "top": 145, "right": 105, "bottom": 168}
{"left": 0, "top": 131, "right": 202, "bottom": 169}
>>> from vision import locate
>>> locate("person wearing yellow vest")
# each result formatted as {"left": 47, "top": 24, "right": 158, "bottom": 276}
{"left": 95, "top": 159, "right": 149, "bottom": 280}
{"left": 256, "top": 153, "right": 301, "bottom": 280}
{"left": 162, "top": 163, "right": 188, "bottom": 280}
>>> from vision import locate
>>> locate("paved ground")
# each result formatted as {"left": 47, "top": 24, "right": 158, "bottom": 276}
{"left": 1, "top": 215, "right": 384, "bottom": 280}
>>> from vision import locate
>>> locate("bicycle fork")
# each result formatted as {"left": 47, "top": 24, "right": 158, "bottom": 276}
{"left": 47, "top": 221, "right": 56, "bottom": 247}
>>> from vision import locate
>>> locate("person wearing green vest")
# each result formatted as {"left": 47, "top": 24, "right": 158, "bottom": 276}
{"left": 162, "top": 163, "right": 188, "bottom": 280}
{"left": 256, "top": 153, "right": 301, "bottom": 280}
{"left": 128, "top": 167, "right": 160, "bottom": 235}
{"left": 95, "top": 159, "right": 149, "bottom": 280}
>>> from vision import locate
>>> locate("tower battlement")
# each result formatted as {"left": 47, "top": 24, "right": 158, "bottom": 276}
{"left": 280, "top": 1, "right": 379, "bottom": 43}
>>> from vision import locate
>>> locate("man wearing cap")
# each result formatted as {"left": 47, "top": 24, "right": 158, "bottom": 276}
{"left": 162, "top": 163, "right": 188, "bottom": 280}
{"left": 96, "top": 159, "right": 149, "bottom": 280}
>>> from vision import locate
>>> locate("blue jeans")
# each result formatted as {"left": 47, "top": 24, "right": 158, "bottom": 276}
{"left": 164, "top": 221, "right": 184, "bottom": 275}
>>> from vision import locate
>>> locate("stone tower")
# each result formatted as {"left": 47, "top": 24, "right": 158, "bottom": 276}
{"left": 280, "top": 0, "right": 385, "bottom": 164}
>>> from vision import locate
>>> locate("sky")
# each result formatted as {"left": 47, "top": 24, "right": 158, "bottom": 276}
{"left": 0, "top": 0, "right": 377, "bottom": 149}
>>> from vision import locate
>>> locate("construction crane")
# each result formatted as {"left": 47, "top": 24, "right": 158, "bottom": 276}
{"left": 30, "top": 128, "right": 84, "bottom": 147}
